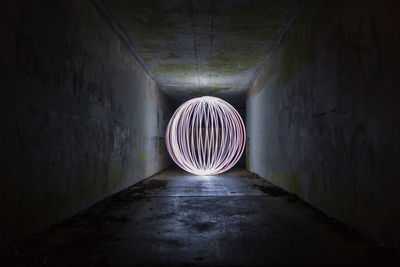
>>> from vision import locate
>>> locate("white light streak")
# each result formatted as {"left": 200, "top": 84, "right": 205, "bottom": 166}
{"left": 165, "top": 96, "right": 246, "bottom": 175}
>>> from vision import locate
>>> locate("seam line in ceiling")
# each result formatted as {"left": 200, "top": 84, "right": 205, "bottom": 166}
{"left": 189, "top": 0, "right": 201, "bottom": 87}
{"left": 208, "top": 2, "right": 214, "bottom": 86}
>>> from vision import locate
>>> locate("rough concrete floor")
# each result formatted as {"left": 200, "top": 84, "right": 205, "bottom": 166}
{"left": 2, "top": 169, "right": 399, "bottom": 266}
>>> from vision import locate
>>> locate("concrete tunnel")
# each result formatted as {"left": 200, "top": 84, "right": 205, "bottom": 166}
{"left": 1, "top": 0, "right": 400, "bottom": 265}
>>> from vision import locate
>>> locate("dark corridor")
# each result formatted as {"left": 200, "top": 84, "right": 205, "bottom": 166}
{"left": 1, "top": 0, "right": 400, "bottom": 266}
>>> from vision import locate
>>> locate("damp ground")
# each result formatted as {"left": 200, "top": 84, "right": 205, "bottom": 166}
{"left": 2, "top": 169, "right": 399, "bottom": 266}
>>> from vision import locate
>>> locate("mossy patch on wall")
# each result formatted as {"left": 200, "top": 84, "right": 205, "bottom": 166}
{"left": 268, "top": 171, "right": 303, "bottom": 197}
{"left": 276, "top": 23, "right": 316, "bottom": 88}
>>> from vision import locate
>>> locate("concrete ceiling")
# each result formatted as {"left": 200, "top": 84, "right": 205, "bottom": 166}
{"left": 100, "top": 0, "right": 298, "bottom": 105}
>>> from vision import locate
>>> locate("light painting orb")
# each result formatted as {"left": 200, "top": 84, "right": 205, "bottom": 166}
{"left": 165, "top": 96, "right": 246, "bottom": 175}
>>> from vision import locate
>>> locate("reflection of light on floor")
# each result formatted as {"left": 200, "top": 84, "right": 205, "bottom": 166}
{"left": 201, "top": 175, "right": 212, "bottom": 180}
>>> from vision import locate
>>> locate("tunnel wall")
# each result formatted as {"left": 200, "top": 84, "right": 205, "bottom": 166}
{"left": 246, "top": 0, "right": 400, "bottom": 249}
{"left": 0, "top": 0, "right": 172, "bottom": 245}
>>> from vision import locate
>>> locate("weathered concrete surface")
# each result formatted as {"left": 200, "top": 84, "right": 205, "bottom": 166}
{"left": 2, "top": 169, "right": 398, "bottom": 266}
{"left": 99, "top": 0, "right": 299, "bottom": 105}
{"left": 246, "top": 0, "right": 400, "bottom": 251}
{"left": 0, "top": 0, "right": 172, "bottom": 246}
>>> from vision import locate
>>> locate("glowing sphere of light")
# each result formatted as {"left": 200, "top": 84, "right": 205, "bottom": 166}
{"left": 165, "top": 96, "right": 246, "bottom": 175}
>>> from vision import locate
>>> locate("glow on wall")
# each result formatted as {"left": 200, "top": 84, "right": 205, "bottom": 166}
{"left": 165, "top": 96, "right": 246, "bottom": 175}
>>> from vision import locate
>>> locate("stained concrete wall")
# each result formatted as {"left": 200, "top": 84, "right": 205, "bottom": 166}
{"left": 0, "top": 0, "right": 172, "bottom": 245}
{"left": 246, "top": 0, "right": 400, "bottom": 249}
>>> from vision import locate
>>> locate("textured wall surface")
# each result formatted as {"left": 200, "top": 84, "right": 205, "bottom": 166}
{"left": 246, "top": 0, "right": 400, "bottom": 249}
{"left": 0, "top": 0, "right": 172, "bottom": 245}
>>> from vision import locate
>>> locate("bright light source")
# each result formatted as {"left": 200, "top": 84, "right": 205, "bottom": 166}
{"left": 165, "top": 96, "right": 246, "bottom": 175}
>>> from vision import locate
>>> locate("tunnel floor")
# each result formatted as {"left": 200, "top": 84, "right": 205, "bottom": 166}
{"left": 4, "top": 169, "right": 399, "bottom": 266}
